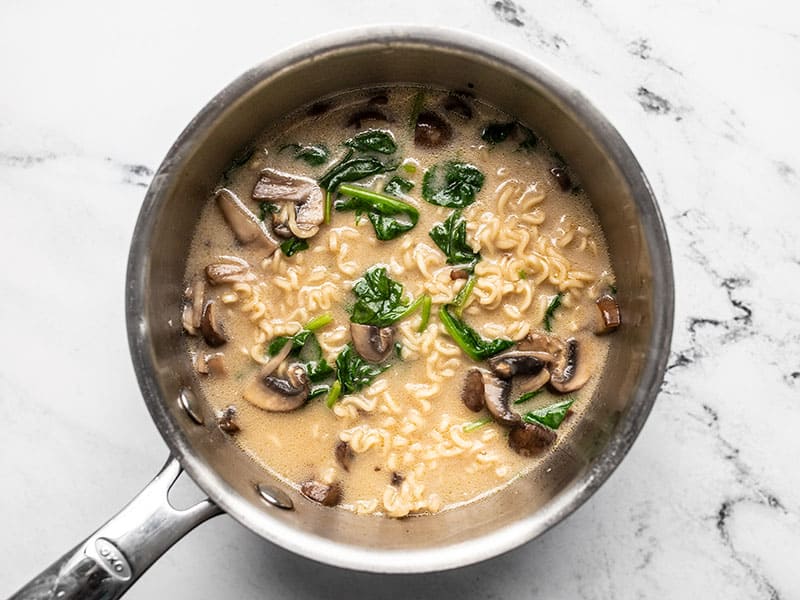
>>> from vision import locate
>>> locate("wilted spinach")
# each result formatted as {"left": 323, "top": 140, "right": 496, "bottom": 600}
{"left": 318, "top": 152, "right": 397, "bottom": 222}
{"left": 523, "top": 398, "right": 574, "bottom": 429}
{"left": 344, "top": 129, "right": 397, "bottom": 155}
{"left": 335, "top": 184, "right": 419, "bottom": 241}
{"left": 334, "top": 343, "right": 390, "bottom": 395}
{"left": 422, "top": 161, "right": 484, "bottom": 208}
{"left": 258, "top": 201, "right": 279, "bottom": 222}
{"left": 349, "top": 266, "right": 410, "bottom": 327}
{"left": 543, "top": 293, "right": 563, "bottom": 332}
{"left": 279, "top": 237, "right": 309, "bottom": 257}
{"left": 438, "top": 305, "right": 514, "bottom": 361}
{"left": 383, "top": 176, "right": 414, "bottom": 196}
{"left": 279, "top": 143, "right": 329, "bottom": 166}
{"left": 429, "top": 210, "right": 480, "bottom": 268}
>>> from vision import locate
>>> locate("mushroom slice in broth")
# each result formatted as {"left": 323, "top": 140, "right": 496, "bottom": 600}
{"left": 549, "top": 338, "right": 591, "bottom": 393}
{"left": 252, "top": 168, "right": 323, "bottom": 239}
{"left": 216, "top": 188, "right": 280, "bottom": 255}
{"left": 350, "top": 323, "right": 394, "bottom": 363}
{"left": 243, "top": 363, "right": 310, "bottom": 413}
{"left": 200, "top": 301, "right": 228, "bottom": 348}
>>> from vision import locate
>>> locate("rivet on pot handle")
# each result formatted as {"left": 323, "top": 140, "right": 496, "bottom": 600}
{"left": 9, "top": 456, "right": 222, "bottom": 600}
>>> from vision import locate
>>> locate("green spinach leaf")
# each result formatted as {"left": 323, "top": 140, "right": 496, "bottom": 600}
{"left": 350, "top": 266, "right": 410, "bottom": 327}
{"left": 383, "top": 176, "right": 414, "bottom": 196}
{"left": 279, "top": 143, "right": 329, "bottom": 166}
{"left": 335, "top": 343, "right": 390, "bottom": 394}
{"left": 267, "top": 326, "right": 333, "bottom": 385}
{"left": 335, "top": 183, "right": 419, "bottom": 241}
{"left": 429, "top": 210, "right": 480, "bottom": 267}
{"left": 366, "top": 212, "right": 416, "bottom": 240}
{"left": 514, "top": 389, "right": 544, "bottom": 405}
{"left": 451, "top": 273, "right": 476, "bottom": 317}
{"left": 438, "top": 305, "right": 514, "bottom": 361}
{"left": 280, "top": 237, "right": 309, "bottom": 257}
{"left": 523, "top": 398, "right": 574, "bottom": 429}
{"left": 344, "top": 129, "right": 397, "bottom": 155}
{"left": 422, "top": 161, "right": 484, "bottom": 208}
{"left": 258, "top": 201, "right": 279, "bottom": 221}
{"left": 543, "top": 292, "right": 563, "bottom": 332}
{"left": 319, "top": 153, "right": 397, "bottom": 222}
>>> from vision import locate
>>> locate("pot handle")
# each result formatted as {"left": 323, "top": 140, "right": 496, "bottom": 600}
{"left": 9, "top": 455, "right": 222, "bottom": 600}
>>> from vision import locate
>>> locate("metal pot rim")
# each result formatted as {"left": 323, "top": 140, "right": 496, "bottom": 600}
{"left": 126, "top": 25, "right": 674, "bottom": 573}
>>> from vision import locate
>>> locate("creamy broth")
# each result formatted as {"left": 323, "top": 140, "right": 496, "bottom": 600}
{"left": 183, "top": 87, "right": 617, "bottom": 517}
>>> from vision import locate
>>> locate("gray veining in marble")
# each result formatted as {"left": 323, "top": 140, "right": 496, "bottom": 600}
{"left": 1, "top": 0, "right": 798, "bottom": 598}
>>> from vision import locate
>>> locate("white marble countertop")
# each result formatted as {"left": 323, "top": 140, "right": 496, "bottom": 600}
{"left": 2, "top": 1, "right": 798, "bottom": 598}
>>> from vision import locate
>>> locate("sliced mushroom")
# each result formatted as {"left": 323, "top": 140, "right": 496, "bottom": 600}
{"left": 346, "top": 108, "right": 389, "bottom": 129}
{"left": 488, "top": 351, "right": 547, "bottom": 380}
{"left": 243, "top": 363, "right": 310, "bottom": 412}
{"left": 200, "top": 301, "right": 227, "bottom": 347}
{"left": 252, "top": 168, "right": 323, "bottom": 239}
{"left": 217, "top": 405, "right": 239, "bottom": 434}
{"left": 442, "top": 94, "right": 473, "bottom": 120}
{"left": 335, "top": 440, "right": 354, "bottom": 472}
{"left": 350, "top": 323, "right": 394, "bottom": 363}
{"left": 549, "top": 167, "right": 572, "bottom": 191}
{"left": 216, "top": 188, "right": 279, "bottom": 255}
{"left": 205, "top": 256, "right": 255, "bottom": 285}
{"left": 181, "top": 276, "right": 205, "bottom": 336}
{"left": 595, "top": 293, "right": 621, "bottom": 334}
{"left": 508, "top": 422, "right": 557, "bottom": 457}
{"left": 368, "top": 93, "right": 389, "bottom": 105}
{"left": 517, "top": 331, "right": 562, "bottom": 361}
{"left": 461, "top": 368, "right": 486, "bottom": 412}
{"left": 390, "top": 472, "right": 404, "bottom": 487}
{"left": 301, "top": 480, "right": 341, "bottom": 506}
{"left": 518, "top": 368, "right": 550, "bottom": 394}
{"left": 549, "top": 338, "right": 591, "bottom": 393}
{"left": 414, "top": 111, "right": 452, "bottom": 148}
{"left": 307, "top": 100, "right": 333, "bottom": 116}
{"left": 462, "top": 368, "right": 517, "bottom": 426}
{"left": 450, "top": 268, "right": 470, "bottom": 280}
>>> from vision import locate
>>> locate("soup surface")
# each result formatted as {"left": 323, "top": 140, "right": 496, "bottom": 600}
{"left": 183, "top": 87, "right": 619, "bottom": 517}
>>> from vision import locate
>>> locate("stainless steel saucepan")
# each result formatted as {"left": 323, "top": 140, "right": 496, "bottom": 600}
{"left": 10, "top": 26, "right": 674, "bottom": 599}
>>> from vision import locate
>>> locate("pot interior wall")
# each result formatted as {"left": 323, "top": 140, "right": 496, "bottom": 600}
{"left": 131, "top": 34, "right": 668, "bottom": 570}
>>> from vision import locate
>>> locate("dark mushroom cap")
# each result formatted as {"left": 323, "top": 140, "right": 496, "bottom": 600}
{"left": 508, "top": 422, "right": 557, "bottom": 457}
{"left": 595, "top": 293, "right": 621, "bottom": 333}
{"left": 549, "top": 338, "right": 590, "bottom": 393}
{"left": 488, "top": 351, "right": 547, "bottom": 380}
{"left": 461, "top": 368, "right": 487, "bottom": 412}
{"left": 217, "top": 406, "right": 239, "bottom": 434}
{"left": 243, "top": 363, "right": 310, "bottom": 412}
{"left": 346, "top": 108, "right": 389, "bottom": 129}
{"left": 200, "top": 301, "right": 228, "bottom": 347}
{"left": 205, "top": 257, "right": 255, "bottom": 285}
{"left": 549, "top": 167, "right": 572, "bottom": 191}
{"left": 335, "top": 440, "right": 354, "bottom": 472}
{"left": 414, "top": 111, "right": 452, "bottom": 148}
{"left": 350, "top": 323, "right": 394, "bottom": 363}
{"left": 462, "top": 368, "right": 517, "bottom": 426}
{"left": 301, "top": 480, "right": 341, "bottom": 506}
{"left": 442, "top": 94, "right": 473, "bottom": 120}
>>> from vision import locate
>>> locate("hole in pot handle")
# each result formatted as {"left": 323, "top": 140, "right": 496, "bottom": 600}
{"left": 8, "top": 455, "right": 222, "bottom": 600}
